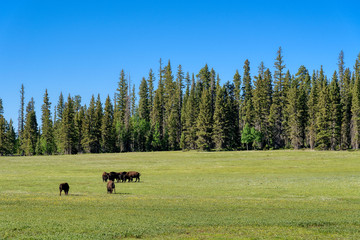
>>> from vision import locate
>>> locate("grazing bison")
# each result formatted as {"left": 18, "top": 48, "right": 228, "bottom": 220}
{"left": 59, "top": 183, "right": 69, "bottom": 196}
{"left": 119, "top": 171, "right": 127, "bottom": 182}
{"left": 125, "top": 171, "right": 141, "bottom": 182}
{"left": 109, "top": 171, "right": 123, "bottom": 182}
{"left": 102, "top": 172, "right": 109, "bottom": 182}
{"left": 107, "top": 180, "right": 115, "bottom": 194}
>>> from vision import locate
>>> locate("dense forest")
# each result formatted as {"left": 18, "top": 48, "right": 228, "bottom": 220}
{"left": 1, "top": 48, "right": 360, "bottom": 155}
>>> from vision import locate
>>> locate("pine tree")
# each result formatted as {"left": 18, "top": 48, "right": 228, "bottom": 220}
{"left": 54, "top": 92, "right": 65, "bottom": 153}
{"left": 5, "top": 119, "right": 16, "bottom": 155}
{"left": 0, "top": 99, "right": 5, "bottom": 155}
{"left": 351, "top": 54, "right": 360, "bottom": 149}
{"left": 147, "top": 69, "right": 155, "bottom": 110}
{"left": 163, "top": 60, "right": 175, "bottom": 146}
{"left": 233, "top": 70, "right": 241, "bottom": 146}
{"left": 212, "top": 86, "right": 226, "bottom": 150}
{"left": 40, "top": 89, "right": 54, "bottom": 155}
{"left": 329, "top": 71, "right": 342, "bottom": 150}
{"left": 116, "top": 70, "right": 128, "bottom": 124}
{"left": 23, "top": 98, "right": 38, "bottom": 155}
{"left": 223, "top": 82, "right": 239, "bottom": 149}
{"left": 197, "top": 64, "right": 211, "bottom": 93}
{"left": 286, "top": 73, "right": 301, "bottom": 149}
{"left": 270, "top": 47, "right": 287, "bottom": 148}
{"left": 253, "top": 66, "right": 272, "bottom": 148}
{"left": 60, "top": 95, "right": 76, "bottom": 154}
{"left": 101, "top": 95, "right": 116, "bottom": 153}
{"left": 180, "top": 72, "right": 191, "bottom": 149}
{"left": 94, "top": 94, "right": 103, "bottom": 153}
{"left": 306, "top": 71, "right": 318, "bottom": 149}
{"left": 82, "top": 95, "right": 97, "bottom": 153}
{"left": 131, "top": 84, "right": 137, "bottom": 117}
{"left": 183, "top": 74, "right": 198, "bottom": 150}
{"left": 240, "top": 59, "right": 253, "bottom": 128}
{"left": 139, "top": 77, "right": 150, "bottom": 121}
{"left": 196, "top": 89, "right": 212, "bottom": 151}
{"left": 316, "top": 78, "right": 331, "bottom": 149}
{"left": 150, "top": 81, "right": 164, "bottom": 150}
{"left": 341, "top": 68, "right": 352, "bottom": 149}
{"left": 56, "top": 92, "right": 65, "bottom": 121}
{"left": 18, "top": 84, "right": 25, "bottom": 154}
{"left": 74, "top": 106, "right": 85, "bottom": 153}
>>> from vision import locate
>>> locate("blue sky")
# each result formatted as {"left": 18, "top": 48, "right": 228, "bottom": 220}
{"left": 1, "top": 0, "right": 359, "bottom": 129}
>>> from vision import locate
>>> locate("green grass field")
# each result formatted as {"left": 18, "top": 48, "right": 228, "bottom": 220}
{"left": 1, "top": 150, "right": 360, "bottom": 239}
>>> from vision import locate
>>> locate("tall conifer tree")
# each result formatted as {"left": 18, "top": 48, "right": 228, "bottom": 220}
{"left": 41, "top": 89, "right": 54, "bottom": 155}
{"left": 329, "top": 71, "right": 342, "bottom": 150}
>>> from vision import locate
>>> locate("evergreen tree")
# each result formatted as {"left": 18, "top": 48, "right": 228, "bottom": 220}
{"left": 131, "top": 84, "right": 137, "bottom": 117}
{"left": 253, "top": 67, "right": 272, "bottom": 148}
{"left": 197, "top": 64, "right": 211, "bottom": 93}
{"left": 306, "top": 71, "right": 318, "bottom": 149}
{"left": 316, "top": 77, "right": 331, "bottom": 149}
{"left": 18, "top": 84, "right": 25, "bottom": 154}
{"left": 286, "top": 73, "right": 301, "bottom": 149}
{"left": 351, "top": 54, "right": 360, "bottom": 149}
{"left": 139, "top": 77, "right": 150, "bottom": 121}
{"left": 5, "top": 119, "right": 16, "bottom": 155}
{"left": 340, "top": 68, "right": 352, "bottom": 149}
{"left": 270, "top": 47, "right": 286, "bottom": 148}
{"left": 329, "top": 71, "right": 342, "bottom": 150}
{"left": 101, "top": 95, "right": 116, "bottom": 153}
{"left": 0, "top": 99, "right": 5, "bottom": 155}
{"left": 56, "top": 92, "right": 65, "bottom": 121}
{"left": 116, "top": 70, "right": 128, "bottom": 123}
{"left": 23, "top": 98, "right": 38, "bottom": 155}
{"left": 212, "top": 86, "right": 226, "bottom": 150}
{"left": 240, "top": 59, "right": 253, "bottom": 128}
{"left": 40, "top": 89, "right": 54, "bottom": 155}
{"left": 94, "top": 94, "right": 103, "bottom": 153}
{"left": 60, "top": 95, "right": 76, "bottom": 154}
{"left": 150, "top": 80, "right": 164, "bottom": 150}
{"left": 196, "top": 89, "right": 212, "bottom": 151}
{"left": 74, "top": 106, "right": 85, "bottom": 153}
{"left": 183, "top": 74, "right": 198, "bottom": 150}
{"left": 54, "top": 92, "right": 65, "bottom": 153}
{"left": 233, "top": 70, "right": 241, "bottom": 145}
{"left": 147, "top": 68, "right": 155, "bottom": 109}
{"left": 163, "top": 60, "right": 175, "bottom": 146}
{"left": 180, "top": 72, "right": 191, "bottom": 149}
{"left": 82, "top": 95, "right": 97, "bottom": 153}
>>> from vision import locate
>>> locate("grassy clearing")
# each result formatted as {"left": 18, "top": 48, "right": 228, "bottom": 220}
{"left": 1, "top": 150, "right": 360, "bottom": 239}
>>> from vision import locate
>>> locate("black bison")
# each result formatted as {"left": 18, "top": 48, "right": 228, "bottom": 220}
{"left": 109, "top": 171, "right": 125, "bottom": 182}
{"left": 102, "top": 172, "right": 109, "bottom": 182}
{"left": 107, "top": 180, "right": 115, "bottom": 194}
{"left": 59, "top": 182, "right": 69, "bottom": 196}
{"left": 125, "top": 171, "right": 141, "bottom": 182}
{"left": 119, "top": 171, "right": 127, "bottom": 182}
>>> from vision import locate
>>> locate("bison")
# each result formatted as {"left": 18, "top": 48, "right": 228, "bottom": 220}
{"left": 109, "top": 172, "right": 121, "bottom": 182}
{"left": 107, "top": 180, "right": 115, "bottom": 194}
{"left": 102, "top": 172, "right": 109, "bottom": 182}
{"left": 59, "top": 182, "right": 69, "bottom": 196}
{"left": 118, "top": 171, "right": 127, "bottom": 182}
{"left": 125, "top": 171, "right": 141, "bottom": 182}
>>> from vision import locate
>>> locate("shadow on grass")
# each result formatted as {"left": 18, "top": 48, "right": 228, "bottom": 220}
{"left": 112, "top": 192, "right": 131, "bottom": 195}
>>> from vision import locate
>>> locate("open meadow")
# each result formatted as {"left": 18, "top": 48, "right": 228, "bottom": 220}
{"left": 1, "top": 150, "right": 360, "bottom": 239}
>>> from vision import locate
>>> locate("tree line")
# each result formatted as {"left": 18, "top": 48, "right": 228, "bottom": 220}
{"left": 1, "top": 48, "right": 360, "bottom": 155}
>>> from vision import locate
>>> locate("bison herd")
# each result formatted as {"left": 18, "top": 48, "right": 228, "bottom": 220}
{"left": 59, "top": 170, "right": 141, "bottom": 196}
{"left": 102, "top": 171, "right": 141, "bottom": 194}
{"left": 102, "top": 171, "right": 141, "bottom": 183}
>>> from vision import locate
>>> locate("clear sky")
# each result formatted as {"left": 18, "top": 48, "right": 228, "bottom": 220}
{"left": 1, "top": 0, "right": 359, "bottom": 129}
